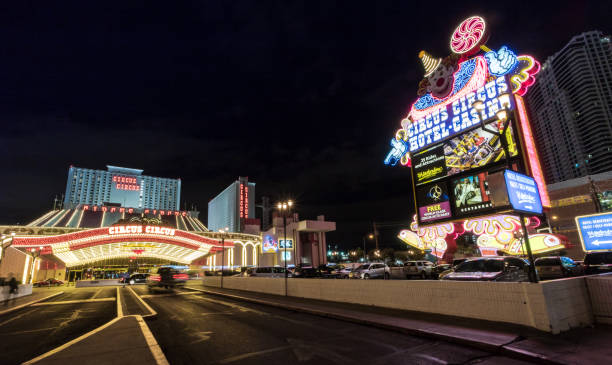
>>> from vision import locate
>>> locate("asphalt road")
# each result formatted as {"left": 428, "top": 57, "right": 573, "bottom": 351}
{"left": 0, "top": 287, "right": 116, "bottom": 365}
{"left": 132, "top": 286, "right": 534, "bottom": 365}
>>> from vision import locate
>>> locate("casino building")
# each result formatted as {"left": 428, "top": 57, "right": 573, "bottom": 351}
{"left": 0, "top": 166, "right": 261, "bottom": 284}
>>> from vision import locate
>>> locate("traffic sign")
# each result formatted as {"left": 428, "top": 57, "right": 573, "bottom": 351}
{"left": 504, "top": 170, "right": 543, "bottom": 214}
{"left": 576, "top": 212, "right": 612, "bottom": 252}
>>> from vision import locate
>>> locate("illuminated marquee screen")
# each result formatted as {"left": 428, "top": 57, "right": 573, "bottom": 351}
{"left": 405, "top": 76, "right": 513, "bottom": 153}
{"left": 416, "top": 182, "right": 452, "bottom": 223}
{"left": 452, "top": 172, "right": 493, "bottom": 216}
{"left": 413, "top": 120, "right": 518, "bottom": 186}
{"left": 113, "top": 175, "right": 141, "bottom": 191}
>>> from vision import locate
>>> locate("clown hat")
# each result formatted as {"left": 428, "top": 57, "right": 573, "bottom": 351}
{"left": 419, "top": 50, "right": 441, "bottom": 77}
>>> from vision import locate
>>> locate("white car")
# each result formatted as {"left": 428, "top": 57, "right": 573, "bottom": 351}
{"left": 405, "top": 261, "right": 434, "bottom": 279}
{"left": 349, "top": 263, "right": 390, "bottom": 280}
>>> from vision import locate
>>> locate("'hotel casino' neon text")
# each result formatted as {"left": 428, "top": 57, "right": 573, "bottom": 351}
{"left": 405, "top": 76, "right": 512, "bottom": 152}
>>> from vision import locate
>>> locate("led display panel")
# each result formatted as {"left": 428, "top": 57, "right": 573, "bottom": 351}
{"left": 413, "top": 121, "right": 517, "bottom": 186}
{"left": 416, "top": 181, "right": 452, "bottom": 223}
{"left": 452, "top": 172, "right": 493, "bottom": 216}
{"left": 413, "top": 145, "right": 447, "bottom": 185}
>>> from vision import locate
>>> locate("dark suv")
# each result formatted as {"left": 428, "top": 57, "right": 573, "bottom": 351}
{"left": 147, "top": 267, "right": 188, "bottom": 291}
{"left": 584, "top": 252, "right": 612, "bottom": 275}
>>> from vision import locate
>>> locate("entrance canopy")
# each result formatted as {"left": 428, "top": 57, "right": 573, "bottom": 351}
{"left": 10, "top": 225, "right": 238, "bottom": 267}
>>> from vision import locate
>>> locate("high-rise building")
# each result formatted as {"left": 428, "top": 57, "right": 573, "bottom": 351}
{"left": 527, "top": 31, "right": 612, "bottom": 184}
{"left": 207, "top": 177, "right": 256, "bottom": 233}
{"left": 63, "top": 165, "right": 181, "bottom": 211}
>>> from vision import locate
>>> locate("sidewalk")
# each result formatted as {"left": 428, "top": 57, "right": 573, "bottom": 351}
{"left": 25, "top": 315, "right": 167, "bottom": 365}
{"left": 186, "top": 284, "right": 612, "bottom": 365}
{"left": 0, "top": 287, "right": 64, "bottom": 315}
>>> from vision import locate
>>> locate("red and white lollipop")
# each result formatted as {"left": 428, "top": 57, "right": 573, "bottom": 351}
{"left": 450, "top": 16, "right": 488, "bottom": 56}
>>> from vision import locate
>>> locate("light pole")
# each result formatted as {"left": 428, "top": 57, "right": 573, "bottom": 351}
{"left": 362, "top": 234, "right": 373, "bottom": 262}
{"left": 277, "top": 200, "right": 292, "bottom": 296}
{"left": 219, "top": 227, "right": 229, "bottom": 288}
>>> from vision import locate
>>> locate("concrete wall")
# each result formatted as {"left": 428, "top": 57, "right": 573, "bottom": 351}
{"left": 586, "top": 273, "right": 612, "bottom": 325}
{"left": 0, "top": 284, "right": 33, "bottom": 301}
{"left": 202, "top": 276, "right": 595, "bottom": 334}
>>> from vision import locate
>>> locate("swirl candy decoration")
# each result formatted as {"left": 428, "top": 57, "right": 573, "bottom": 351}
{"left": 450, "top": 16, "right": 487, "bottom": 55}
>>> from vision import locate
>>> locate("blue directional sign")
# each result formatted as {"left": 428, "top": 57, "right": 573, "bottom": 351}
{"left": 576, "top": 213, "right": 612, "bottom": 252}
{"left": 504, "top": 170, "right": 543, "bottom": 214}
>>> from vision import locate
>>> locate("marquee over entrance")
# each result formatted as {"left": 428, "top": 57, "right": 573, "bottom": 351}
{"left": 8, "top": 225, "right": 260, "bottom": 267}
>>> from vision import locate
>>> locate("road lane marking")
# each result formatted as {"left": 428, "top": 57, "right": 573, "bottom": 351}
{"left": 135, "top": 315, "right": 170, "bottom": 365}
{"left": 0, "top": 308, "right": 37, "bottom": 327}
{"left": 139, "top": 291, "right": 199, "bottom": 299}
{"left": 0, "top": 291, "right": 63, "bottom": 316}
{"left": 127, "top": 286, "right": 157, "bottom": 317}
{"left": 215, "top": 346, "right": 292, "bottom": 364}
{"left": 90, "top": 287, "right": 104, "bottom": 299}
{"left": 21, "top": 316, "right": 123, "bottom": 365}
{"left": 0, "top": 327, "right": 58, "bottom": 335}
{"left": 184, "top": 287, "right": 267, "bottom": 314}
{"left": 116, "top": 287, "right": 123, "bottom": 317}
{"left": 31, "top": 298, "right": 115, "bottom": 306}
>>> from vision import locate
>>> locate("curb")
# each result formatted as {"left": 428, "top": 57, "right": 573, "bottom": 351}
{"left": 0, "top": 291, "right": 64, "bottom": 316}
{"left": 185, "top": 286, "right": 563, "bottom": 365}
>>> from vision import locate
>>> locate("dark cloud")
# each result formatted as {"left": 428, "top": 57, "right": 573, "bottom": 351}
{"left": 0, "top": 1, "right": 610, "bottom": 249}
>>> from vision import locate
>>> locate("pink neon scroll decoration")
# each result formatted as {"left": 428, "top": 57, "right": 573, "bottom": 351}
{"left": 450, "top": 16, "right": 487, "bottom": 55}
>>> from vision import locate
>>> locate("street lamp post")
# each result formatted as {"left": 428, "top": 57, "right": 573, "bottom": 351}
{"left": 277, "top": 200, "right": 292, "bottom": 296}
{"left": 219, "top": 227, "right": 229, "bottom": 288}
{"left": 362, "top": 234, "right": 373, "bottom": 262}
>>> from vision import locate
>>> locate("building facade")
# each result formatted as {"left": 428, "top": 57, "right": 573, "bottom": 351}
{"left": 207, "top": 177, "right": 256, "bottom": 233}
{"left": 527, "top": 31, "right": 612, "bottom": 184}
{"left": 547, "top": 170, "right": 612, "bottom": 258}
{"left": 63, "top": 165, "right": 181, "bottom": 211}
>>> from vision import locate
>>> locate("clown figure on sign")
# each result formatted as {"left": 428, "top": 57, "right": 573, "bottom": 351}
{"left": 417, "top": 51, "right": 460, "bottom": 99}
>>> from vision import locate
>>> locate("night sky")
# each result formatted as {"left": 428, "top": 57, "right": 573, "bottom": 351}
{"left": 1, "top": 1, "right": 610, "bottom": 250}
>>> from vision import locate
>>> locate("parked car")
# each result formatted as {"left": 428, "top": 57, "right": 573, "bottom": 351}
{"left": 33, "top": 278, "right": 63, "bottom": 287}
{"left": 584, "top": 252, "right": 612, "bottom": 275}
{"left": 535, "top": 256, "right": 582, "bottom": 279}
{"left": 442, "top": 257, "right": 529, "bottom": 282}
{"left": 389, "top": 263, "right": 408, "bottom": 279}
{"left": 405, "top": 261, "right": 434, "bottom": 279}
{"left": 147, "top": 267, "right": 189, "bottom": 291}
{"left": 122, "top": 273, "right": 149, "bottom": 285}
{"left": 240, "top": 266, "right": 287, "bottom": 278}
{"left": 350, "top": 263, "right": 390, "bottom": 279}
{"left": 329, "top": 265, "right": 352, "bottom": 279}
{"left": 290, "top": 267, "right": 321, "bottom": 278}
{"left": 431, "top": 264, "right": 452, "bottom": 279}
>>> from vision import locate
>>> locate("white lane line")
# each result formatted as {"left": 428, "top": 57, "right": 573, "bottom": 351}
{"left": 135, "top": 315, "right": 170, "bottom": 365}
{"left": 31, "top": 298, "right": 115, "bottom": 306}
{"left": 0, "top": 308, "right": 37, "bottom": 327}
{"left": 21, "top": 317, "right": 123, "bottom": 365}
{"left": 0, "top": 291, "right": 63, "bottom": 316}
{"left": 116, "top": 287, "right": 123, "bottom": 317}
{"left": 90, "top": 287, "right": 104, "bottom": 299}
{"left": 127, "top": 286, "right": 157, "bottom": 317}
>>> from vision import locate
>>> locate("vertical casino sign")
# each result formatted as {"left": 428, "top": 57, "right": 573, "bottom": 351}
{"left": 384, "top": 15, "right": 549, "bottom": 226}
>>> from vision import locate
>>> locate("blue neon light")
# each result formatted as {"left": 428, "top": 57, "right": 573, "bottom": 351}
{"left": 413, "top": 58, "right": 478, "bottom": 111}
{"left": 485, "top": 46, "right": 518, "bottom": 76}
{"left": 384, "top": 138, "right": 409, "bottom": 166}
